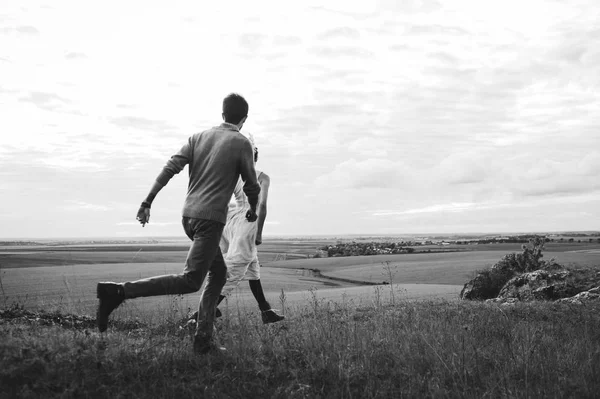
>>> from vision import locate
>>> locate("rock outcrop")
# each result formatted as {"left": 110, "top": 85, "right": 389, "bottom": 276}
{"left": 460, "top": 273, "right": 494, "bottom": 300}
{"left": 459, "top": 267, "right": 514, "bottom": 300}
{"left": 460, "top": 237, "right": 600, "bottom": 304}
{"left": 557, "top": 286, "right": 600, "bottom": 305}
{"left": 496, "top": 269, "right": 600, "bottom": 302}
{"left": 466, "top": 268, "right": 600, "bottom": 304}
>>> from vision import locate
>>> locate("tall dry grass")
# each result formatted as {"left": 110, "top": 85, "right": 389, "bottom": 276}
{"left": 2, "top": 281, "right": 599, "bottom": 398}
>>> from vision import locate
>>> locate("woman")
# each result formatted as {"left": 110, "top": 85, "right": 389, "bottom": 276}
{"left": 193, "top": 136, "right": 284, "bottom": 324}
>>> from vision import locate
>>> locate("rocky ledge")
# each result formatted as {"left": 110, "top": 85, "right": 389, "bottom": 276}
{"left": 482, "top": 269, "right": 600, "bottom": 305}
{"left": 460, "top": 238, "right": 600, "bottom": 305}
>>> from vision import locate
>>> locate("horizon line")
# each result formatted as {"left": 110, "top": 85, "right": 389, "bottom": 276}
{"left": 1, "top": 230, "right": 599, "bottom": 241}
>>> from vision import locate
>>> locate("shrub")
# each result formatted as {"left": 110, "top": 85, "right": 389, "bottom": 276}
{"left": 493, "top": 236, "right": 561, "bottom": 274}
{"left": 462, "top": 236, "right": 563, "bottom": 300}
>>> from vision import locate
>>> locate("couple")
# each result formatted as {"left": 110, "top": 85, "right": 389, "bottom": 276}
{"left": 96, "top": 93, "right": 283, "bottom": 354}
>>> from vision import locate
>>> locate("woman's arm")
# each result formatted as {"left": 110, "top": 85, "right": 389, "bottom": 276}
{"left": 255, "top": 172, "right": 270, "bottom": 245}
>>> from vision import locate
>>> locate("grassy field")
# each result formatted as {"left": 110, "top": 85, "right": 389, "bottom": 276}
{"left": 2, "top": 296, "right": 599, "bottom": 398}
{"left": 2, "top": 239, "right": 600, "bottom": 397}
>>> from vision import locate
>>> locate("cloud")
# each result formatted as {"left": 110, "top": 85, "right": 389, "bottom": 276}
{"left": 372, "top": 202, "right": 495, "bottom": 216}
{"left": 109, "top": 116, "right": 179, "bottom": 133}
{"left": 406, "top": 24, "right": 469, "bottom": 36}
{"left": 471, "top": 151, "right": 600, "bottom": 200}
{"left": 437, "top": 152, "right": 489, "bottom": 185}
{"left": 116, "top": 104, "right": 136, "bottom": 109}
{"left": 116, "top": 222, "right": 179, "bottom": 226}
{"left": 546, "top": 25, "right": 600, "bottom": 66}
{"left": 273, "top": 35, "right": 302, "bottom": 46}
{"left": 0, "top": 85, "right": 15, "bottom": 93}
{"left": 19, "top": 91, "right": 70, "bottom": 111}
{"left": 1, "top": 0, "right": 599, "bottom": 238}
{"left": 235, "top": 33, "right": 304, "bottom": 60}
{"left": 63, "top": 201, "right": 112, "bottom": 212}
{"left": 40, "top": 158, "right": 111, "bottom": 172}
{"left": 578, "top": 152, "right": 600, "bottom": 176}
{"left": 309, "top": 45, "right": 374, "bottom": 59}
{"left": 261, "top": 102, "right": 359, "bottom": 137}
{"left": 65, "top": 52, "right": 87, "bottom": 60}
{"left": 517, "top": 179, "right": 600, "bottom": 198}
{"left": 427, "top": 51, "right": 459, "bottom": 66}
{"left": 377, "top": 0, "right": 442, "bottom": 14}
{"left": 347, "top": 137, "right": 388, "bottom": 157}
{"left": 315, "top": 158, "right": 410, "bottom": 189}
{"left": 309, "top": 5, "right": 378, "bottom": 20}
{"left": 0, "top": 25, "right": 40, "bottom": 35}
{"left": 317, "top": 27, "right": 361, "bottom": 40}
{"left": 238, "top": 33, "right": 268, "bottom": 52}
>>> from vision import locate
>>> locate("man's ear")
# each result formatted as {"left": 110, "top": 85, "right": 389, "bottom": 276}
{"left": 222, "top": 113, "right": 226, "bottom": 121}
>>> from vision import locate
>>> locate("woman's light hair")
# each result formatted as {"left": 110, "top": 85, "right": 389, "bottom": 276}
{"left": 248, "top": 133, "right": 258, "bottom": 162}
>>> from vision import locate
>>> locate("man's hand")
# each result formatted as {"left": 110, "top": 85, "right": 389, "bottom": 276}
{"left": 245, "top": 208, "right": 258, "bottom": 222}
{"left": 136, "top": 207, "right": 151, "bottom": 227}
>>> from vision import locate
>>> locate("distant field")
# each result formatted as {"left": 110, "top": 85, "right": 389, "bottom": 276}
{"left": 0, "top": 240, "right": 319, "bottom": 268}
{"left": 436, "top": 242, "right": 600, "bottom": 253}
{"left": 1, "top": 240, "right": 598, "bottom": 318}
{"left": 3, "top": 240, "right": 598, "bottom": 269}
{"left": 0, "top": 260, "right": 462, "bottom": 321}
{"left": 0, "top": 262, "right": 361, "bottom": 316}
{"left": 0, "top": 250, "right": 311, "bottom": 269}
{"left": 269, "top": 250, "right": 600, "bottom": 286}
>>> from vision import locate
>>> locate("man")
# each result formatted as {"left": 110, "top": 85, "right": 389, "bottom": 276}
{"left": 96, "top": 93, "right": 260, "bottom": 355}
{"left": 193, "top": 141, "right": 284, "bottom": 324}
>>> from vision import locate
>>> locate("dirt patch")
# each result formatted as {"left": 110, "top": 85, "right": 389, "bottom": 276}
{"left": 299, "top": 268, "right": 383, "bottom": 286}
{"left": 0, "top": 305, "right": 145, "bottom": 331}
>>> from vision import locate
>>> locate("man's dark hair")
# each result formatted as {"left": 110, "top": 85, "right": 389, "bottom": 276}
{"left": 222, "top": 93, "right": 249, "bottom": 124}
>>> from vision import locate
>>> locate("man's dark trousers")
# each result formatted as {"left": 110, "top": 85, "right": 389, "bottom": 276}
{"left": 122, "top": 217, "right": 226, "bottom": 341}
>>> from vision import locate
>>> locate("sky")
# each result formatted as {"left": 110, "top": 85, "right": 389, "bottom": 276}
{"left": 1, "top": 0, "right": 599, "bottom": 239}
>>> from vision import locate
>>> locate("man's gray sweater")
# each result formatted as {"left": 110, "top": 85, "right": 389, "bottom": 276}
{"left": 155, "top": 123, "right": 261, "bottom": 224}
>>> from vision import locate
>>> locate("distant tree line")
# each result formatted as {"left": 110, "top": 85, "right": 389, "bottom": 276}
{"left": 456, "top": 235, "right": 546, "bottom": 245}
{"left": 313, "top": 234, "right": 600, "bottom": 258}
{"left": 460, "top": 235, "right": 600, "bottom": 245}
{"left": 0, "top": 241, "right": 42, "bottom": 246}
{"left": 555, "top": 237, "right": 600, "bottom": 243}
{"left": 316, "top": 242, "right": 415, "bottom": 258}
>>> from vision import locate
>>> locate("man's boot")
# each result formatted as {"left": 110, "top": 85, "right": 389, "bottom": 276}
{"left": 189, "top": 295, "right": 226, "bottom": 323}
{"left": 261, "top": 308, "right": 285, "bottom": 324}
{"left": 96, "top": 282, "right": 125, "bottom": 332}
{"left": 193, "top": 334, "right": 226, "bottom": 355}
